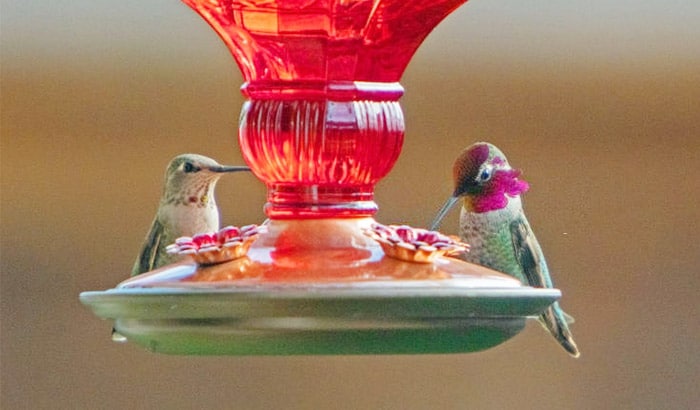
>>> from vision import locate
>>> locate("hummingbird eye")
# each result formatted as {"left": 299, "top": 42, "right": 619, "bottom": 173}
{"left": 477, "top": 167, "right": 492, "bottom": 183}
{"left": 183, "top": 162, "right": 198, "bottom": 173}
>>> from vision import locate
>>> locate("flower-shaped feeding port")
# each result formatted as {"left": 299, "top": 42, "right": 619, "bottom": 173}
{"left": 166, "top": 224, "right": 263, "bottom": 266}
{"left": 364, "top": 223, "right": 469, "bottom": 263}
{"left": 79, "top": 0, "right": 564, "bottom": 356}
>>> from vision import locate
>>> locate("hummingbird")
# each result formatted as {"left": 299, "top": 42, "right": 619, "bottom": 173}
{"left": 131, "top": 153, "right": 250, "bottom": 276}
{"left": 430, "top": 142, "right": 580, "bottom": 357}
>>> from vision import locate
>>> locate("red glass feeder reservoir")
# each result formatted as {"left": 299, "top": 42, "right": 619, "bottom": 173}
{"left": 124, "top": 0, "right": 496, "bottom": 283}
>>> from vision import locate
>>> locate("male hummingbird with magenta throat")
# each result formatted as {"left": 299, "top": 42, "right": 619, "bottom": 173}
{"left": 131, "top": 153, "right": 250, "bottom": 276}
{"left": 430, "top": 142, "right": 580, "bottom": 357}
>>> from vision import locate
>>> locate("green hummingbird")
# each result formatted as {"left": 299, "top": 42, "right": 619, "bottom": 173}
{"left": 131, "top": 154, "right": 250, "bottom": 276}
{"left": 430, "top": 142, "right": 580, "bottom": 357}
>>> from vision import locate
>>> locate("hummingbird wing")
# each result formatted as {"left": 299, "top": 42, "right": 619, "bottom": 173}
{"left": 509, "top": 216, "right": 581, "bottom": 357}
{"left": 131, "top": 217, "right": 164, "bottom": 276}
{"left": 508, "top": 215, "right": 552, "bottom": 289}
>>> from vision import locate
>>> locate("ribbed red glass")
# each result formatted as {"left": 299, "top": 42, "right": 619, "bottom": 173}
{"left": 183, "top": 0, "right": 468, "bottom": 218}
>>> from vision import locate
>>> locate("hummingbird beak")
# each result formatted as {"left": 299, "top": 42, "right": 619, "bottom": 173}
{"left": 429, "top": 196, "right": 459, "bottom": 231}
{"left": 206, "top": 165, "right": 251, "bottom": 173}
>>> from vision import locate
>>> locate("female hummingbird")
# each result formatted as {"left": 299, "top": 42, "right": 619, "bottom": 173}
{"left": 131, "top": 154, "right": 250, "bottom": 276}
{"left": 430, "top": 142, "right": 580, "bottom": 357}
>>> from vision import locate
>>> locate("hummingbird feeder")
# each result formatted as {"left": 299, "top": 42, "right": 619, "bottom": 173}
{"left": 80, "top": 0, "right": 561, "bottom": 355}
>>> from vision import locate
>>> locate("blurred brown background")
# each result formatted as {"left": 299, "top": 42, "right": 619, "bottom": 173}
{"left": 2, "top": 1, "right": 699, "bottom": 409}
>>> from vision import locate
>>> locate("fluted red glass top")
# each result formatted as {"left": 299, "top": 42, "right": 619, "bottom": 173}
{"left": 182, "top": 0, "right": 468, "bottom": 84}
{"left": 182, "top": 0, "right": 470, "bottom": 218}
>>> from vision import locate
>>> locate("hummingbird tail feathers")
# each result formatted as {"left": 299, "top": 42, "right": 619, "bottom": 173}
{"left": 539, "top": 302, "right": 580, "bottom": 358}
